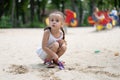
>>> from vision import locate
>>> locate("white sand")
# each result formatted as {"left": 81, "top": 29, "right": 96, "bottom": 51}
{"left": 0, "top": 27, "right": 120, "bottom": 80}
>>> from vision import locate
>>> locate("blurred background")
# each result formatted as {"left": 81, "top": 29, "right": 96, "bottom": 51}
{"left": 0, "top": 0, "right": 120, "bottom": 28}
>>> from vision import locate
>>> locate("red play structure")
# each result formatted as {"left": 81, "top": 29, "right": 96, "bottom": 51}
{"left": 88, "top": 10, "right": 114, "bottom": 31}
{"left": 64, "top": 9, "right": 78, "bottom": 27}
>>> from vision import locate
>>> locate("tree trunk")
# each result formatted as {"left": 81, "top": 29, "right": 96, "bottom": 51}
{"left": 16, "top": 0, "right": 19, "bottom": 25}
{"left": 21, "top": 12, "right": 26, "bottom": 24}
{"left": 71, "top": 0, "right": 80, "bottom": 26}
{"left": 118, "top": 0, "right": 120, "bottom": 8}
{"left": 21, "top": 0, "right": 26, "bottom": 24}
{"left": 89, "top": 0, "right": 95, "bottom": 16}
{"left": 37, "top": 0, "right": 41, "bottom": 22}
{"left": 114, "top": 0, "right": 117, "bottom": 8}
{"left": 11, "top": 0, "right": 16, "bottom": 27}
{"left": 61, "top": 0, "right": 65, "bottom": 13}
{"left": 30, "top": 0, "right": 34, "bottom": 26}
{"left": 0, "top": 0, "right": 5, "bottom": 19}
{"left": 79, "top": 0, "right": 83, "bottom": 26}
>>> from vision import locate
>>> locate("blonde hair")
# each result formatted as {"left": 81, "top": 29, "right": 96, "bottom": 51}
{"left": 45, "top": 11, "right": 65, "bottom": 40}
{"left": 49, "top": 11, "right": 65, "bottom": 22}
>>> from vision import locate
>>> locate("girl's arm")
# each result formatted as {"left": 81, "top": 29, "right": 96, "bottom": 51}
{"left": 57, "top": 39, "right": 67, "bottom": 52}
{"left": 94, "top": 12, "right": 100, "bottom": 19}
{"left": 57, "top": 39, "right": 67, "bottom": 47}
{"left": 42, "top": 30, "right": 58, "bottom": 59}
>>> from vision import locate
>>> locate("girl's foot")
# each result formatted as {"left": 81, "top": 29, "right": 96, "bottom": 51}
{"left": 44, "top": 60, "right": 55, "bottom": 68}
{"left": 52, "top": 59, "right": 65, "bottom": 70}
{"left": 53, "top": 59, "right": 65, "bottom": 65}
{"left": 58, "top": 61, "right": 64, "bottom": 70}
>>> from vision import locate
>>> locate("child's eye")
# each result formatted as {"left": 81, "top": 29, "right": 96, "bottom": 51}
{"left": 56, "top": 20, "right": 59, "bottom": 22}
{"left": 51, "top": 19, "right": 54, "bottom": 22}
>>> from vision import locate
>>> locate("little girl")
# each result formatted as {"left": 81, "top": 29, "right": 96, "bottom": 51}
{"left": 36, "top": 11, "right": 67, "bottom": 69}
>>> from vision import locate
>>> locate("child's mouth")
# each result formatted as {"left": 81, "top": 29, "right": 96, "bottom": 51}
{"left": 52, "top": 25, "right": 55, "bottom": 27}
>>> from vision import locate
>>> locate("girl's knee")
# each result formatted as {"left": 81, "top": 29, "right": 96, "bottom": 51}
{"left": 53, "top": 42, "right": 59, "bottom": 49}
{"left": 49, "top": 42, "right": 59, "bottom": 52}
{"left": 61, "top": 45, "right": 67, "bottom": 51}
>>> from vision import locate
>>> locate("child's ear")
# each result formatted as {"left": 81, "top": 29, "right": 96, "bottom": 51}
{"left": 61, "top": 23, "right": 63, "bottom": 27}
{"left": 61, "top": 24, "right": 64, "bottom": 28}
{"left": 61, "top": 22, "right": 65, "bottom": 27}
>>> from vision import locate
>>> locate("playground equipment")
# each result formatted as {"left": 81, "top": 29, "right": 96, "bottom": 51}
{"left": 65, "top": 9, "right": 78, "bottom": 27}
{"left": 88, "top": 11, "right": 115, "bottom": 31}
{"left": 109, "top": 13, "right": 118, "bottom": 26}
{"left": 45, "top": 9, "right": 78, "bottom": 27}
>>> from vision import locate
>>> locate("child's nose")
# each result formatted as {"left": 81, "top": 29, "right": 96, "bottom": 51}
{"left": 53, "top": 21, "right": 56, "bottom": 24}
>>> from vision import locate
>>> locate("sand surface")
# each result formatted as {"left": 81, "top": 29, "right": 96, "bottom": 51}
{"left": 0, "top": 27, "right": 120, "bottom": 80}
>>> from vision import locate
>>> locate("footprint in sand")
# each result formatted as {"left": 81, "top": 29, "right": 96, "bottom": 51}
{"left": 80, "top": 66, "right": 120, "bottom": 78}
{"left": 114, "top": 52, "right": 119, "bottom": 56}
{"left": 5, "top": 64, "right": 29, "bottom": 74}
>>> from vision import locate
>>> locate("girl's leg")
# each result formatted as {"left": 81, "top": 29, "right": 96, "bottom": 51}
{"left": 57, "top": 43, "right": 67, "bottom": 58}
{"left": 45, "top": 42, "right": 59, "bottom": 60}
{"left": 53, "top": 44, "right": 66, "bottom": 69}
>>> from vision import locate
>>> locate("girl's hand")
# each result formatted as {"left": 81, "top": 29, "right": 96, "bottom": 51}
{"left": 57, "top": 39, "right": 66, "bottom": 47}
{"left": 52, "top": 53, "right": 58, "bottom": 60}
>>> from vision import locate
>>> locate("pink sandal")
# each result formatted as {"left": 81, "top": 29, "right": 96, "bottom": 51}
{"left": 53, "top": 59, "right": 65, "bottom": 65}
{"left": 44, "top": 60, "right": 55, "bottom": 68}
{"left": 52, "top": 59, "right": 65, "bottom": 70}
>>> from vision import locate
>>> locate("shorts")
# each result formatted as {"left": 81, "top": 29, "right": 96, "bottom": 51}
{"left": 36, "top": 48, "right": 47, "bottom": 61}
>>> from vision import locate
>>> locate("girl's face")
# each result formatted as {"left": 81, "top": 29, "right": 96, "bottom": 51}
{"left": 49, "top": 13, "right": 63, "bottom": 30}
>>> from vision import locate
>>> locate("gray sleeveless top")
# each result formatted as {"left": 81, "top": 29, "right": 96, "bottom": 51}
{"left": 47, "top": 30, "right": 63, "bottom": 46}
